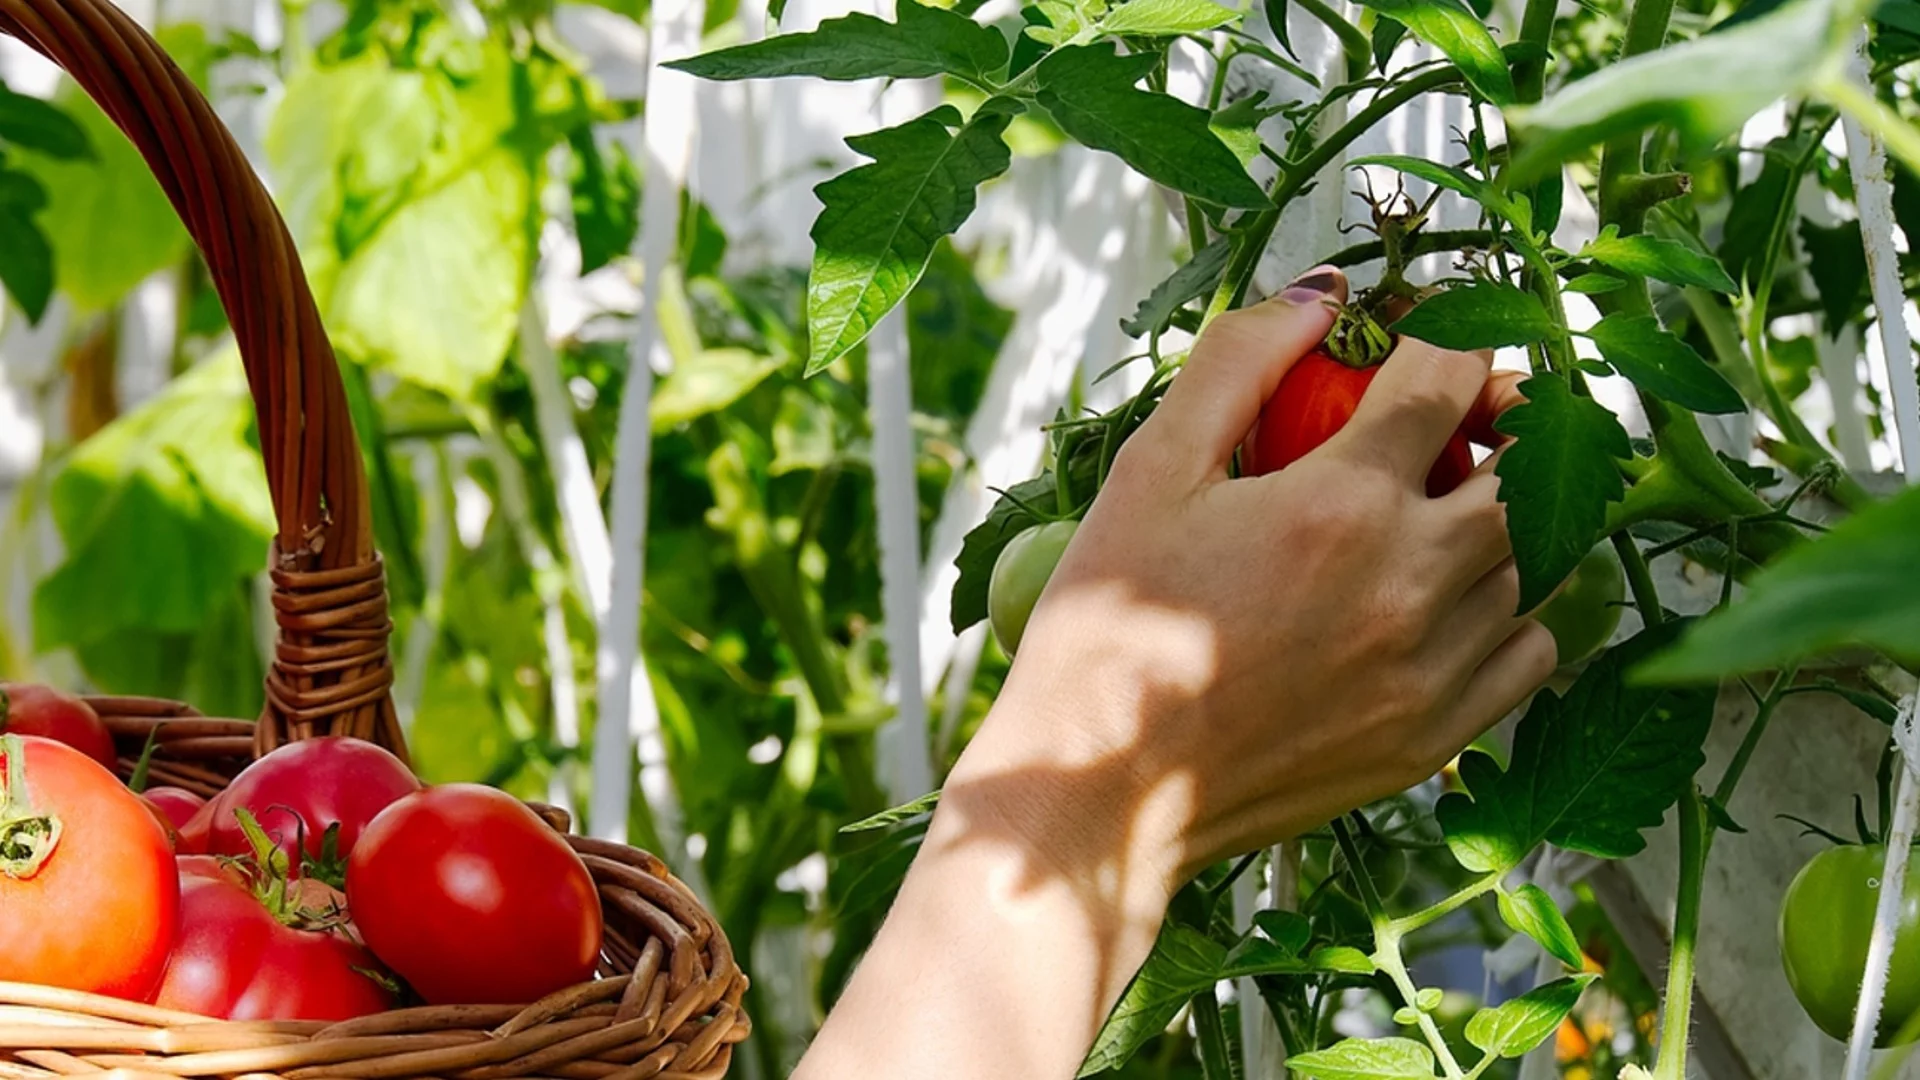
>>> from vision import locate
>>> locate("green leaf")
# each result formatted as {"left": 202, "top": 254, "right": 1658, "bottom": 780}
{"left": 1120, "top": 235, "right": 1230, "bottom": 337}
{"left": 1497, "top": 884, "right": 1585, "bottom": 969}
{"left": 1263, "top": 0, "right": 1298, "bottom": 57}
{"left": 1437, "top": 622, "right": 1716, "bottom": 873}
{"left": 1581, "top": 228, "right": 1739, "bottom": 293}
{"left": 667, "top": 2, "right": 1010, "bottom": 87}
{"left": 0, "top": 88, "right": 91, "bottom": 159}
{"left": 1101, "top": 0, "right": 1241, "bottom": 35}
{"left": 1348, "top": 152, "right": 1486, "bottom": 203}
{"left": 1799, "top": 218, "right": 1869, "bottom": 337}
{"left": 1080, "top": 924, "right": 1225, "bottom": 1077}
{"left": 1506, "top": 0, "right": 1848, "bottom": 184}
{"left": 1564, "top": 272, "right": 1627, "bottom": 294}
{"left": 1211, "top": 92, "right": 1288, "bottom": 169}
{"left": 1586, "top": 314, "right": 1744, "bottom": 414}
{"left": 840, "top": 789, "right": 943, "bottom": 833}
{"left": 10, "top": 84, "right": 189, "bottom": 311}
{"left": 1493, "top": 376, "right": 1632, "bottom": 610}
{"left": 267, "top": 49, "right": 539, "bottom": 401}
{"left": 1307, "top": 946, "right": 1378, "bottom": 974}
{"left": 1037, "top": 45, "right": 1269, "bottom": 208}
{"left": 1252, "top": 909, "right": 1312, "bottom": 955}
{"left": 1219, "top": 936, "right": 1314, "bottom": 978}
{"left": 806, "top": 104, "right": 1014, "bottom": 373}
{"left": 33, "top": 348, "right": 274, "bottom": 668}
{"left": 1390, "top": 280, "right": 1556, "bottom": 350}
{"left": 1465, "top": 975, "right": 1597, "bottom": 1058}
{"left": 1287, "top": 1037, "right": 1437, "bottom": 1079}
{"left": 1637, "top": 483, "right": 1920, "bottom": 680}
{"left": 652, "top": 349, "right": 788, "bottom": 430}
{"left": 1372, "top": 16, "right": 1412, "bottom": 71}
{"left": 1349, "top": 0, "right": 1515, "bottom": 103}
{"left": 568, "top": 127, "right": 640, "bottom": 275}
{"left": 0, "top": 203, "right": 53, "bottom": 323}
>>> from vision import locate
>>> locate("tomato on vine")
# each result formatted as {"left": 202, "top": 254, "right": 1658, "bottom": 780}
{"left": 987, "top": 519, "right": 1079, "bottom": 656}
{"left": 1779, "top": 844, "right": 1920, "bottom": 1045}
{"left": 1536, "top": 544, "right": 1626, "bottom": 665}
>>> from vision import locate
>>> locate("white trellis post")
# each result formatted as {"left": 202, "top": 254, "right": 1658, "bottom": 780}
{"left": 1838, "top": 36, "right": 1920, "bottom": 1080}
{"left": 594, "top": 0, "right": 705, "bottom": 889}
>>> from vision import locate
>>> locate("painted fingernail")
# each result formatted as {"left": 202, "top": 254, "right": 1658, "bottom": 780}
{"left": 1277, "top": 265, "right": 1339, "bottom": 305}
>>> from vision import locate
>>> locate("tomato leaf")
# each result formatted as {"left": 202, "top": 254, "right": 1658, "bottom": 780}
{"left": 1349, "top": 152, "right": 1487, "bottom": 204}
{"left": 1286, "top": 1037, "right": 1438, "bottom": 1079}
{"left": 1799, "top": 218, "right": 1870, "bottom": 337}
{"left": 1505, "top": 0, "right": 1849, "bottom": 184}
{"left": 1219, "top": 936, "right": 1313, "bottom": 977}
{"left": 1580, "top": 227, "right": 1739, "bottom": 293}
{"left": 1036, "top": 45, "right": 1269, "bottom": 209}
{"left": 1493, "top": 376, "right": 1631, "bottom": 611}
{"left": 1586, "top": 314, "right": 1745, "bottom": 414}
{"left": 1349, "top": 0, "right": 1515, "bottom": 104}
{"left": 807, "top": 104, "right": 1015, "bottom": 373}
{"left": 1100, "top": 0, "right": 1241, "bottom": 36}
{"left": 567, "top": 127, "right": 639, "bottom": 275}
{"left": 839, "top": 789, "right": 943, "bottom": 833}
{"left": 1438, "top": 622, "right": 1716, "bottom": 873}
{"left": 1252, "top": 909, "right": 1312, "bottom": 955}
{"left": 1120, "top": 235, "right": 1230, "bottom": 337}
{"left": 1307, "top": 946, "right": 1377, "bottom": 974}
{"left": 1637, "top": 483, "right": 1920, "bottom": 681}
{"left": 1497, "top": 884, "right": 1585, "bottom": 969}
{"left": 652, "top": 348, "right": 789, "bottom": 430}
{"left": 0, "top": 87, "right": 92, "bottom": 160}
{"left": 1079, "top": 924, "right": 1225, "bottom": 1077}
{"left": 1391, "top": 280, "right": 1557, "bottom": 351}
{"left": 666, "top": 1, "right": 1011, "bottom": 88}
{"left": 1465, "top": 975, "right": 1597, "bottom": 1058}
{"left": 0, "top": 200, "right": 53, "bottom": 323}
{"left": 1564, "top": 272, "right": 1627, "bottom": 294}
{"left": 952, "top": 475, "right": 1060, "bottom": 633}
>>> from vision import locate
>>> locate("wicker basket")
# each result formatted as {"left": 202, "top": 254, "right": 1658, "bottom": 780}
{"left": 0, "top": 1, "right": 746, "bottom": 1077}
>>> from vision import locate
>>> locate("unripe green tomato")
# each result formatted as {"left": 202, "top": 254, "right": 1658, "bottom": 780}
{"left": 1537, "top": 544, "right": 1625, "bottom": 665}
{"left": 1780, "top": 844, "right": 1920, "bottom": 1046}
{"left": 987, "top": 520, "right": 1079, "bottom": 657}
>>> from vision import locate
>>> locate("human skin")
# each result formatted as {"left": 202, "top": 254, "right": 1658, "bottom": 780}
{"left": 794, "top": 266, "right": 1555, "bottom": 1080}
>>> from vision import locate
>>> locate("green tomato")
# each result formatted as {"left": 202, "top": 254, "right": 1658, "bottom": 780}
{"left": 1779, "top": 844, "right": 1920, "bottom": 1046}
{"left": 987, "top": 520, "right": 1079, "bottom": 657}
{"left": 1537, "top": 544, "right": 1625, "bottom": 665}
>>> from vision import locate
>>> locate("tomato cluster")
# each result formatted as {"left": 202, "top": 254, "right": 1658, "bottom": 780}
{"left": 0, "top": 682, "right": 604, "bottom": 1020}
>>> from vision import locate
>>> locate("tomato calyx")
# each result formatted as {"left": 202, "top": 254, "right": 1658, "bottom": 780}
{"left": 219, "top": 808, "right": 354, "bottom": 933}
{"left": 0, "top": 735, "right": 62, "bottom": 880}
{"left": 1321, "top": 302, "right": 1393, "bottom": 369}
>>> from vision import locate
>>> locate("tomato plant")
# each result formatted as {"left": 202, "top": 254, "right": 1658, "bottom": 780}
{"left": 154, "top": 851, "right": 393, "bottom": 1021}
{"left": 1779, "top": 844, "right": 1920, "bottom": 1046}
{"left": 201, "top": 737, "right": 421, "bottom": 873}
{"left": 0, "top": 684, "right": 115, "bottom": 771}
{"left": 0, "top": 735, "right": 177, "bottom": 999}
{"left": 347, "top": 784, "right": 602, "bottom": 1005}
{"left": 1536, "top": 544, "right": 1626, "bottom": 664}
{"left": 987, "top": 519, "right": 1079, "bottom": 656}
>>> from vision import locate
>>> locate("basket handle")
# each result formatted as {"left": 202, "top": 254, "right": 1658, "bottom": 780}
{"left": 0, "top": 0, "right": 406, "bottom": 761}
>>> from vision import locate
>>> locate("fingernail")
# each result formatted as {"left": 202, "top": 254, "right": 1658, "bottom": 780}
{"left": 1276, "top": 265, "right": 1339, "bottom": 305}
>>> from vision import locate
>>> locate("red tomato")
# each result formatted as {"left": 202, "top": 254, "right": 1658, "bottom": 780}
{"left": 0, "top": 735, "right": 177, "bottom": 999}
{"left": 176, "top": 796, "right": 214, "bottom": 855}
{"left": 203, "top": 738, "right": 420, "bottom": 868}
{"left": 144, "top": 787, "right": 207, "bottom": 834}
{"left": 0, "top": 684, "right": 116, "bottom": 771}
{"left": 348, "top": 784, "right": 603, "bottom": 1005}
{"left": 154, "top": 856, "right": 393, "bottom": 1021}
{"left": 1244, "top": 349, "right": 1475, "bottom": 497}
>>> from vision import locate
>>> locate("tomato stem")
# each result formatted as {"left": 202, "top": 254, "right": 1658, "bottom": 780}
{"left": 0, "top": 735, "right": 61, "bottom": 880}
{"left": 1190, "top": 988, "right": 1237, "bottom": 1080}
{"left": 1610, "top": 533, "right": 1664, "bottom": 627}
{"left": 1651, "top": 788, "right": 1707, "bottom": 1080}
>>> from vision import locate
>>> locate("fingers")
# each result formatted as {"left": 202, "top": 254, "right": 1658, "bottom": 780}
{"left": 1429, "top": 469, "right": 1513, "bottom": 590}
{"left": 1130, "top": 267, "right": 1346, "bottom": 482}
{"left": 1441, "top": 558, "right": 1528, "bottom": 659}
{"left": 1439, "top": 619, "right": 1559, "bottom": 745}
{"left": 1462, "top": 370, "right": 1528, "bottom": 448}
{"left": 1335, "top": 337, "right": 1492, "bottom": 489}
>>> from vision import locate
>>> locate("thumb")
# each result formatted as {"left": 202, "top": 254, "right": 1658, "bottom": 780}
{"left": 1135, "top": 266, "right": 1347, "bottom": 483}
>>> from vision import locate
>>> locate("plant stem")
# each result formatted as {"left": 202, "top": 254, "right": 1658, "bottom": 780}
{"left": 1511, "top": 0, "right": 1558, "bottom": 104}
{"left": 1331, "top": 815, "right": 1388, "bottom": 922}
{"left": 1374, "top": 939, "right": 1468, "bottom": 1080}
{"left": 1192, "top": 990, "right": 1237, "bottom": 1080}
{"left": 1291, "top": 0, "right": 1373, "bottom": 81}
{"left": 1324, "top": 228, "right": 1495, "bottom": 268}
{"left": 1651, "top": 788, "right": 1708, "bottom": 1080}
{"left": 1714, "top": 666, "right": 1800, "bottom": 806}
{"left": 1206, "top": 65, "right": 1468, "bottom": 320}
{"left": 1596, "top": 0, "right": 1677, "bottom": 236}
{"left": 1612, "top": 532, "right": 1664, "bottom": 626}
{"left": 1386, "top": 873, "right": 1502, "bottom": 937}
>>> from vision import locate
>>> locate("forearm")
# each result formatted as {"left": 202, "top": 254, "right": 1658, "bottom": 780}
{"left": 796, "top": 686, "right": 1184, "bottom": 1080}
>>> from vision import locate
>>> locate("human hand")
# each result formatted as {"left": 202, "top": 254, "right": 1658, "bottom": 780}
{"left": 948, "top": 265, "right": 1555, "bottom": 891}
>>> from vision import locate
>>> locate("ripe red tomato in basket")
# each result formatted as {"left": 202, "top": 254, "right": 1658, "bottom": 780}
{"left": 202, "top": 737, "right": 420, "bottom": 870}
{"left": 143, "top": 787, "right": 208, "bottom": 834}
{"left": 0, "top": 683, "right": 116, "bottom": 771}
{"left": 0, "top": 735, "right": 178, "bottom": 999}
{"left": 153, "top": 855, "right": 394, "bottom": 1021}
{"left": 1244, "top": 348, "right": 1475, "bottom": 497}
{"left": 348, "top": 784, "right": 603, "bottom": 1005}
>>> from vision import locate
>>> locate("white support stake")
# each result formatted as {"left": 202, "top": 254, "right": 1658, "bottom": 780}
{"left": 1838, "top": 37, "right": 1920, "bottom": 1080}
{"left": 868, "top": 304, "right": 934, "bottom": 801}
{"left": 595, "top": 0, "right": 705, "bottom": 889}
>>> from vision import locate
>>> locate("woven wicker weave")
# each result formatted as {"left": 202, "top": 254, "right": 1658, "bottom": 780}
{"left": 0, "top": 1, "right": 745, "bottom": 1076}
